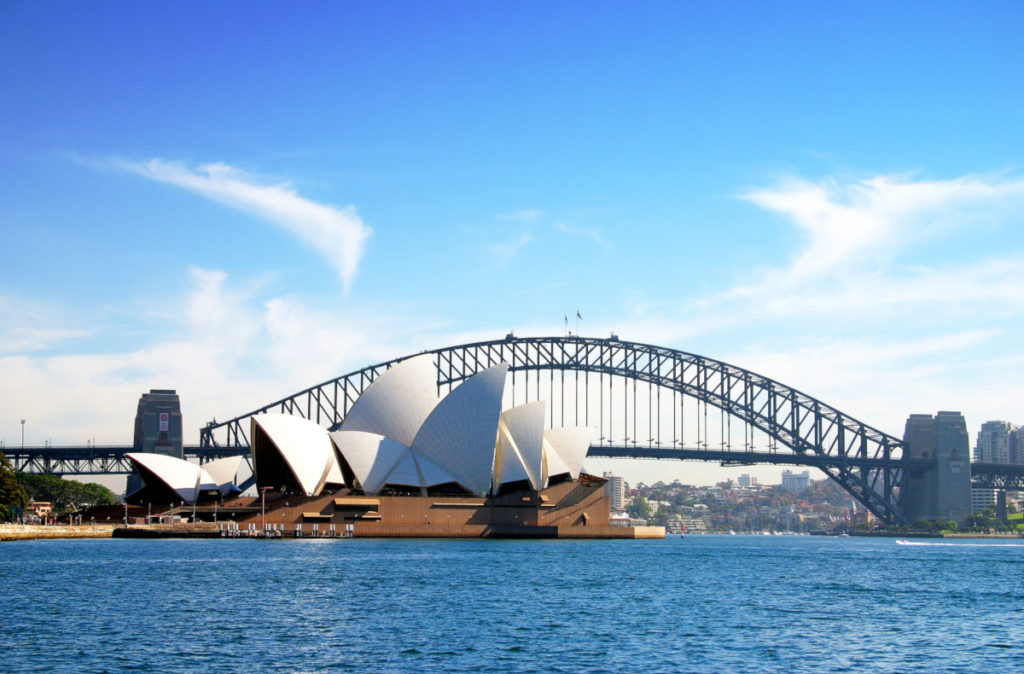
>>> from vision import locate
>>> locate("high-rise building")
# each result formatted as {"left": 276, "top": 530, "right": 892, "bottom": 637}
{"left": 975, "top": 420, "right": 1015, "bottom": 464}
{"left": 900, "top": 411, "right": 972, "bottom": 522}
{"left": 737, "top": 474, "right": 758, "bottom": 488}
{"left": 1009, "top": 427, "right": 1024, "bottom": 465}
{"left": 781, "top": 470, "right": 810, "bottom": 492}
{"left": 602, "top": 471, "right": 625, "bottom": 511}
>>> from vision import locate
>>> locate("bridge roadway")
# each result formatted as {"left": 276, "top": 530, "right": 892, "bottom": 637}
{"left": 6, "top": 444, "right": 245, "bottom": 476}
{"left": 7, "top": 443, "right": 1023, "bottom": 490}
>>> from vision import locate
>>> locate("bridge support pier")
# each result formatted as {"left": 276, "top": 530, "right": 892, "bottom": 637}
{"left": 900, "top": 412, "right": 972, "bottom": 523}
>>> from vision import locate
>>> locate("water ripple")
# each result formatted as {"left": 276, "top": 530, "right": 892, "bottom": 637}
{"left": 2, "top": 536, "right": 1022, "bottom": 672}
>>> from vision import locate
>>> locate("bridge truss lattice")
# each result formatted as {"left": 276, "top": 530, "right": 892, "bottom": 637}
{"left": 201, "top": 335, "right": 910, "bottom": 524}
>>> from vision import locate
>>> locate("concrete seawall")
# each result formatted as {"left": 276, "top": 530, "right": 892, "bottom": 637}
{"left": 0, "top": 524, "right": 116, "bottom": 541}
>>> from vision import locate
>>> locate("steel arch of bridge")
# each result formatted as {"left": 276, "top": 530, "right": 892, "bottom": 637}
{"left": 201, "top": 335, "right": 909, "bottom": 524}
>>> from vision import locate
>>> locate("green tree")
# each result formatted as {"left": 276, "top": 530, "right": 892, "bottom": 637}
{"left": 18, "top": 473, "right": 116, "bottom": 513}
{"left": 0, "top": 451, "right": 28, "bottom": 521}
{"left": 627, "top": 495, "right": 652, "bottom": 521}
{"left": 963, "top": 508, "right": 1010, "bottom": 533}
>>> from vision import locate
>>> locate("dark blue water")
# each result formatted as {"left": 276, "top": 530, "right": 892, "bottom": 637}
{"left": 2, "top": 535, "right": 1022, "bottom": 672}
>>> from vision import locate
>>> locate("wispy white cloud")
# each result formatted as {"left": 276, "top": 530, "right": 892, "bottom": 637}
{"left": 496, "top": 208, "right": 544, "bottom": 223}
{"left": 591, "top": 170, "right": 1024, "bottom": 445}
{"left": 740, "top": 173, "right": 1024, "bottom": 288}
{"left": 488, "top": 232, "right": 535, "bottom": 267}
{"left": 721, "top": 329, "right": 1013, "bottom": 435}
{"left": 0, "top": 268, "right": 424, "bottom": 450}
{"left": 114, "top": 159, "right": 372, "bottom": 292}
{"left": 700, "top": 173, "right": 1024, "bottom": 325}
{"left": 0, "top": 295, "right": 91, "bottom": 354}
{"left": 553, "top": 221, "right": 608, "bottom": 247}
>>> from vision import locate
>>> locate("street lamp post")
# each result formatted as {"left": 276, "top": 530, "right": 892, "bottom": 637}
{"left": 260, "top": 487, "right": 271, "bottom": 535}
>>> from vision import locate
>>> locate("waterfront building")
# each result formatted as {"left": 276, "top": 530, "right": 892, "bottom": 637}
{"left": 27, "top": 501, "right": 52, "bottom": 517}
{"left": 781, "top": 470, "right": 810, "bottom": 492}
{"left": 124, "top": 356, "right": 662, "bottom": 538}
{"left": 235, "top": 355, "right": 653, "bottom": 538}
{"left": 900, "top": 411, "right": 972, "bottom": 522}
{"left": 975, "top": 420, "right": 1016, "bottom": 464}
{"left": 323, "top": 356, "right": 594, "bottom": 497}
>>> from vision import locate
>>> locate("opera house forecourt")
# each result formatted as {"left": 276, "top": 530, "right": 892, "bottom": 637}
{"left": 126, "top": 355, "right": 664, "bottom": 538}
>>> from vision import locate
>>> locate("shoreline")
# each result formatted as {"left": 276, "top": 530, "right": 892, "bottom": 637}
{"left": 850, "top": 530, "right": 1022, "bottom": 539}
{"left": 4, "top": 523, "right": 1020, "bottom": 542}
{"left": 0, "top": 524, "right": 116, "bottom": 541}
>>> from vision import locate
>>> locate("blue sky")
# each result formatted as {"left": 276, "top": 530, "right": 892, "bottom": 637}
{"left": 2, "top": 2, "right": 1022, "bottom": 487}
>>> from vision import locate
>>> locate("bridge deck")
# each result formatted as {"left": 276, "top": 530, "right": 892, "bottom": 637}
{"left": 7, "top": 444, "right": 1018, "bottom": 490}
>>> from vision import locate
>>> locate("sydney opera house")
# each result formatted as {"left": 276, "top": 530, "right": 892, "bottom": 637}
{"left": 127, "top": 356, "right": 662, "bottom": 538}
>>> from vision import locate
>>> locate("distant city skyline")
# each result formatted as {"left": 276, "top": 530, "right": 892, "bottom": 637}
{"left": 2, "top": 3, "right": 1022, "bottom": 487}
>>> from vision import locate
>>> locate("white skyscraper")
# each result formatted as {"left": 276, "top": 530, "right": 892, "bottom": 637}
{"left": 603, "top": 471, "right": 626, "bottom": 511}
{"left": 781, "top": 470, "right": 810, "bottom": 492}
{"left": 975, "top": 421, "right": 1016, "bottom": 464}
{"left": 1010, "top": 427, "right": 1024, "bottom": 465}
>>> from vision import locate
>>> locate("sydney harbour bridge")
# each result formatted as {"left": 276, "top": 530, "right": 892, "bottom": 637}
{"left": 9, "top": 335, "right": 1024, "bottom": 525}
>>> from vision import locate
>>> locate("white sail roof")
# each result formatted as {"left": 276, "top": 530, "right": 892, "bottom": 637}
{"left": 412, "top": 363, "right": 508, "bottom": 496}
{"left": 332, "top": 430, "right": 410, "bottom": 494}
{"left": 251, "top": 358, "right": 598, "bottom": 498}
{"left": 496, "top": 401, "right": 546, "bottom": 491}
{"left": 496, "top": 422, "right": 529, "bottom": 487}
{"left": 252, "top": 414, "right": 337, "bottom": 496}
{"left": 542, "top": 442, "right": 570, "bottom": 483}
{"left": 331, "top": 430, "right": 463, "bottom": 494}
{"left": 412, "top": 451, "right": 461, "bottom": 487}
{"left": 543, "top": 426, "right": 596, "bottom": 480}
{"left": 340, "top": 354, "right": 440, "bottom": 447}
{"left": 202, "top": 455, "right": 244, "bottom": 494}
{"left": 324, "top": 456, "right": 346, "bottom": 486}
{"left": 127, "top": 452, "right": 213, "bottom": 504}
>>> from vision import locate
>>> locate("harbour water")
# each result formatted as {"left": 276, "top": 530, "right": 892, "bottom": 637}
{"left": 2, "top": 535, "right": 1022, "bottom": 672}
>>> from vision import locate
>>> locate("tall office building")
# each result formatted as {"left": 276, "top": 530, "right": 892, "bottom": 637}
{"left": 975, "top": 420, "right": 1015, "bottom": 464}
{"left": 1009, "top": 427, "right": 1024, "bottom": 465}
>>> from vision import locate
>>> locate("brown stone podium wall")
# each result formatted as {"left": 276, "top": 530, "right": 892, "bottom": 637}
{"left": 235, "top": 479, "right": 664, "bottom": 539}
